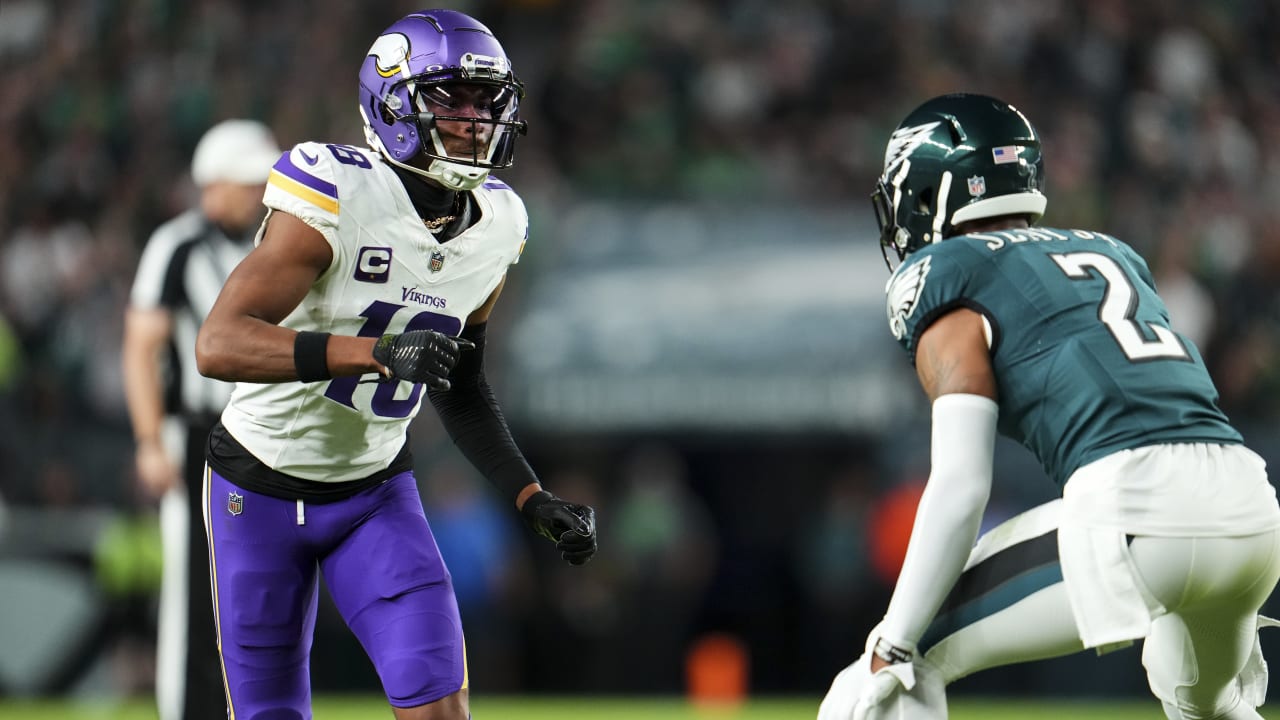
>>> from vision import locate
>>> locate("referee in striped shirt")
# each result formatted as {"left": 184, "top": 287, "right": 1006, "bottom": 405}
{"left": 122, "top": 120, "right": 281, "bottom": 720}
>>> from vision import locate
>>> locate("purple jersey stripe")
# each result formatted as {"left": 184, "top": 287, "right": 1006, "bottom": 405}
{"left": 273, "top": 152, "right": 338, "bottom": 199}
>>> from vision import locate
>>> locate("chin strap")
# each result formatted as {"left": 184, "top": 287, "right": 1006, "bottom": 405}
{"left": 422, "top": 157, "right": 488, "bottom": 191}
{"left": 376, "top": 149, "right": 488, "bottom": 191}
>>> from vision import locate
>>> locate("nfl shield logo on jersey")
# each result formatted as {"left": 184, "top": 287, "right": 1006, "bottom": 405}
{"left": 967, "top": 175, "right": 987, "bottom": 198}
{"left": 227, "top": 492, "right": 244, "bottom": 516}
{"left": 429, "top": 250, "right": 446, "bottom": 273}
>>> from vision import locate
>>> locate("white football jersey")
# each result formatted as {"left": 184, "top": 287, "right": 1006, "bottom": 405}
{"left": 221, "top": 141, "right": 527, "bottom": 482}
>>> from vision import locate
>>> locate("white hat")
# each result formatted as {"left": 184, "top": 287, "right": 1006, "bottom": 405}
{"left": 190, "top": 119, "right": 282, "bottom": 187}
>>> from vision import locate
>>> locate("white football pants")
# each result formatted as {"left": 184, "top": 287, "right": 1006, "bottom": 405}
{"left": 924, "top": 525, "right": 1280, "bottom": 720}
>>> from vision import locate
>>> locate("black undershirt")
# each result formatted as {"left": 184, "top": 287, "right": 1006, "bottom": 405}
{"left": 205, "top": 421, "right": 413, "bottom": 503}
{"left": 389, "top": 163, "right": 475, "bottom": 241}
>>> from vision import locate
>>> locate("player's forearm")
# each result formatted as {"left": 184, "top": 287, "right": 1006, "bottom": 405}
{"left": 880, "top": 393, "right": 997, "bottom": 649}
{"left": 881, "top": 478, "right": 986, "bottom": 649}
{"left": 427, "top": 323, "right": 541, "bottom": 505}
{"left": 196, "top": 318, "right": 379, "bottom": 382}
{"left": 429, "top": 374, "right": 538, "bottom": 495}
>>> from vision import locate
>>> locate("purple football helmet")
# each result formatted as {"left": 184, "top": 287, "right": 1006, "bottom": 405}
{"left": 358, "top": 9, "right": 526, "bottom": 190}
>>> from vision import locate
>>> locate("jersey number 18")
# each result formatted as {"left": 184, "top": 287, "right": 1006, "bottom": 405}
{"left": 324, "top": 300, "right": 463, "bottom": 417}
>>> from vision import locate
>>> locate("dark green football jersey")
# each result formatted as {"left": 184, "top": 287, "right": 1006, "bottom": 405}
{"left": 885, "top": 226, "right": 1241, "bottom": 485}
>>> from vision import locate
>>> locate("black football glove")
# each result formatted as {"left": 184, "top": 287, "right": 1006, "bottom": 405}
{"left": 372, "top": 330, "right": 472, "bottom": 390}
{"left": 520, "top": 490, "right": 598, "bottom": 566}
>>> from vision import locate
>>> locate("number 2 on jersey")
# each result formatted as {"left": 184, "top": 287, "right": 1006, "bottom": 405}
{"left": 1050, "top": 252, "right": 1189, "bottom": 362}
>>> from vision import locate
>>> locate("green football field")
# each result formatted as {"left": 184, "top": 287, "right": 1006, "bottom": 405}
{"left": 0, "top": 695, "right": 1184, "bottom": 719}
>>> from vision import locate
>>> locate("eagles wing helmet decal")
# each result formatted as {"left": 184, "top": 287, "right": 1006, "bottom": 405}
{"left": 886, "top": 255, "right": 932, "bottom": 340}
{"left": 883, "top": 121, "right": 942, "bottom": 175}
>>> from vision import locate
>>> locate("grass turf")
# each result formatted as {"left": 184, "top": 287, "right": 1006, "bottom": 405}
{"left": 0, "top": 695, "right": 1173, "bottom": 719}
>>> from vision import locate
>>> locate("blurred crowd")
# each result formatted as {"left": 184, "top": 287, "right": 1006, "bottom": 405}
{"left": 3, "top": 0, "right": 1280, "bottom": 699}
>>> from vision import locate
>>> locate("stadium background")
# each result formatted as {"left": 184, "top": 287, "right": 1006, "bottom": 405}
{"left": 2, "top": 0, "right": 1280, "bottom": 714}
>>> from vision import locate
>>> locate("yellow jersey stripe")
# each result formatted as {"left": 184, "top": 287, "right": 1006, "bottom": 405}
{"left": 269, "top": 170, "right": 340, "bottom": 214}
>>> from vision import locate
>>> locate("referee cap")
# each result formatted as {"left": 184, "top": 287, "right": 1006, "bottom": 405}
{"left": 191, "top": 119, "right": 281, "bottom": 187}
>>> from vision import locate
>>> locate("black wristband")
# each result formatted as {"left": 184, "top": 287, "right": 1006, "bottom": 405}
{"left": 294, "top": 331, "right": 332, "bottom": 382}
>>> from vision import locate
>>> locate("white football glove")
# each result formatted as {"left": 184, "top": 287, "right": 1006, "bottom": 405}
{"left": 818, "top": 628, "right": 947, "bottom": 720}
{"left": 818, "top": 653, "right": 918, "bottom": 720}
{"left": 817, "top": 654, "right": 869, "bottom": 720}
{"left": 856, "top": 662, "right": 919, "bottom": 720}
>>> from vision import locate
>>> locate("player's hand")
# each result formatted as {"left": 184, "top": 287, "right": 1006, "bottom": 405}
{"left": 852, "top": 662, "right": 915, "bottom": 720}
{"left": 372, "top": 330, "right": 472, "bottom": 390}
{"left": 520, "top": 490, "right": 597, "bottom": 565}
{"left": 135, "top": 440, "right": 179, "bottom": 498}
{"left": 817, "top": 652, "right": 919, "bottom": 720}
{"left": 818, "top": 657, "right": 861, "bottom": 720}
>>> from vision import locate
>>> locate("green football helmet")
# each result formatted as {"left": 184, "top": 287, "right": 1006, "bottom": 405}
{"left": 872, "top": 93, "right": 1047, "bottom": 268}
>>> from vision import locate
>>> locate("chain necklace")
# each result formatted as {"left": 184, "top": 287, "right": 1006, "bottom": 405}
{"left": 422, "top": 193, "right": 463, "bottom": 232}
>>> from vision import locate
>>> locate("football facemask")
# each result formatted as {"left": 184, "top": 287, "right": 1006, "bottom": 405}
{"left": 358, "top": 9, "right": 528, "bottom": 190}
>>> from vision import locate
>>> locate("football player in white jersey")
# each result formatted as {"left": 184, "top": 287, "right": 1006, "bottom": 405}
{"left": 194, "top": 10, "right": 597, "bottom": 720}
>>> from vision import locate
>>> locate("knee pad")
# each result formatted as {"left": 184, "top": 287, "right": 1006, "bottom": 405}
{"left": 1145, "top": 615, "right": 1278, "bottom": 720}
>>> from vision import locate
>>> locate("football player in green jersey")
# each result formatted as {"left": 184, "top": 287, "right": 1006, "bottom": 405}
{"left": 819, "top": 94, "right": 1280, "bottom": 720}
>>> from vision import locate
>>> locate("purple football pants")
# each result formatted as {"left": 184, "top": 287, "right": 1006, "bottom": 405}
{"left": 202, "top": 466, "right": 467, "bottom": 719}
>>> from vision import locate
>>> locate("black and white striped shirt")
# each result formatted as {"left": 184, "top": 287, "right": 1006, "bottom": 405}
{"left": 128, "top": 209, "right": 250, "bottom": 421}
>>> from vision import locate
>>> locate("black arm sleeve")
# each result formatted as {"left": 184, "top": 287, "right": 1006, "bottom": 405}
{"left": 427, "top": 322, "right": 540, "bottom": 503}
